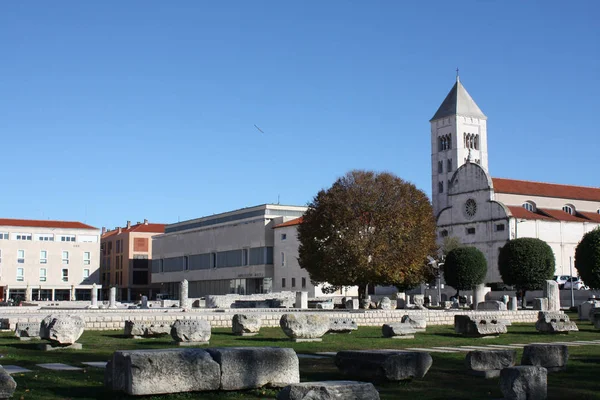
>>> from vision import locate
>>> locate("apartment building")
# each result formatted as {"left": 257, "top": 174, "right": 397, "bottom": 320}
{"left": 100, "top": 220, "right": 165, "bottom": 301}
{"left": 0, "top": 218, "right": 101, "bottom": 302}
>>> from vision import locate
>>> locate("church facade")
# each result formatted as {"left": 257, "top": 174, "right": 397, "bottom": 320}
{"left": 431, "top": 77, "right": 600, "bottom": 283}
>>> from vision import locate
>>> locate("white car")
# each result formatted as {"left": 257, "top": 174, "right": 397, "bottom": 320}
{"left": 553, "top": 275, "right": 571, "bottom": 289}
{"left": 563, "top": 277, "right": 589, "bottom": 290}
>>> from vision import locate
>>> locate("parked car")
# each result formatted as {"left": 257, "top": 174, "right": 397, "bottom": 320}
{"left": 563, "top": 277, "right": 589, "bottom": 290}
{"left": 553, "top": 275, "right": 572, "bottom": 289}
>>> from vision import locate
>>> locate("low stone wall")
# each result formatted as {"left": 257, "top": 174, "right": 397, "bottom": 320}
{"left": 0, "top": 308, "right": 540, "bottom": 331}
{"left": 205, "top": 292, "right": 296, "bottom": 308}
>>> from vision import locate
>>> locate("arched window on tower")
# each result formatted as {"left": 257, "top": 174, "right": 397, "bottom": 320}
{"left": 562, "top": 204, "right": 575, "bottom": 215}
{"left": 447, "top": 134, "right": 452, "bottom": 149}
{"left": 447, "top": 158, "right": 452, "bottom": 172}
{"left": 523, "top": 201, "right": 536, "bottom": 212}
{"left": 438, "top": 182, "right": 444, "bottom": 193}
{"left": 474, "top": 135, "right": 479, "bottom": 150}
{"left": 438, "top": 161, "right": 443, "bottom": 173}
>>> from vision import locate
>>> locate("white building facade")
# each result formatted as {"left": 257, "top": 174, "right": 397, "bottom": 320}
{"left": 0, "top": 219, "right": 101, "bottom": 302}
{"left": 432, "top": 78, "right": 600, "bottom": 283}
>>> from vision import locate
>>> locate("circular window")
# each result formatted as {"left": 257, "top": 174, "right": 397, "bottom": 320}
{"left": 465, "top": 199, "right": 477, "bottom": 218}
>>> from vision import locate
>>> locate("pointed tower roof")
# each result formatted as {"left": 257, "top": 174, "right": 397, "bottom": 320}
{"left": 430, "top": 77, "right": 486, "bottom": 121}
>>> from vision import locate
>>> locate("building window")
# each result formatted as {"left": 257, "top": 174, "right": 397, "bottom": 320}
{"left": 292, "top": 278, "right": 296, "bottom": 288}
{"left": 16, "top": 234, "right": 32, "bottom": 241}
{"left": 495, "top": 224, "right": 505, "bottom": 232}
{"left": 183, "top": 255, "right": 189, "bottom": 271}
{"left": 60, "top": 235, "right": 76, "bottom": 242}
{"left": 40, "top": 250, "right": 47, "bottom": 264}
{"left": 35, "top": 234, "right": 54, "bottom": 241}
{"left": 523, "top": 202, "right": 535, "bottom": 212}
{"left": 281, "top": 252, "right": 286, "bottom": 267}
{"left": 17, "top": 250, "right": 25, "bottom": 263}
{"left": 40, "top": 268, "right": 47, "bottom": 282}
{"left": 447, "top": 158, "right": 452, "bottom": 172}
{"left": 62, "top": 251, "right": 69, "bottom": 264}
{"left": 281, "top": 233, "right": 287, "bottom": 240}
{"left": 159, "top": 259, "right": 164, "bottom": 273}
{"left": 116, "top": 239, "right": 122, "bottom": 253}
{"left": 211, "top": 252, "right": 217, "bottom": 269}
{"left": 440, "top": 230, "right": 449, "bottom": 238}
{"left": 107, "top": 241, "right": 112, "bottom": 255}
{"left": 84, "top": 252, "right": 91, "bottom": 265}
{"left": 302, "top": 277, "right": 306, "bottom": 288}
{"left": 242, "top": 248, "right": 249, "bottom": 266}
{"left": 438, "top": 160, "right": 443, "bottom": 173}
{"left": 83, "top": 269, "right": 90, "bottom": 279}
{"left": 282, "top": 278, "right": 286, "bottom": 288}
{"left": 17, "top": 268, "right": 24, "bottom": 281}
{"left": 62, "top": 269, "right": 69, "bottom": 282}
{"left": 562, "top": 205, "right": 574, "bottom": 215}
{"left": 0, "top": 232, "right": 8, "bottom": 240}
{"left": 466, "top": 227, "right": 476, "bottom": 235}
{"left": 438, "top": 182, "right": 444, "bottom": 193}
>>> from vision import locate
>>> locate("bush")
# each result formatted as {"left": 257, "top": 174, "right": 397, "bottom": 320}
{"left": 498, "top": 238, "right": 555, "bottom": 294}
{"left": 575, "top": 228, "right": 600, "bottom": 290}
{"left": 443, "top": 247, "right": 487, "bottom": 295}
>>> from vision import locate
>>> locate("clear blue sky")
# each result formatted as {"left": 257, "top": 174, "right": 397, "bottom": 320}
{"left": 1, "top": 1, "right": 598, "bottom": 230}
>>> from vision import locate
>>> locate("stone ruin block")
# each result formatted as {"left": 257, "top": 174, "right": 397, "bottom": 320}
{"left": 206, "top": 347, "right": 299, "bottom": 390}
{"left": 14, "top": 321, "right": 41, "bottom": 340}
{"left": 277, "top": 381, "right": 380, "bottom": 400}
{"left": 0, "top": 365, "right": 17, "bottom": 399}
{"left": 232, "top": 314, "right": 261, "bottom": 336}
{"left": 170, "top": 319, "right": 211, "bottom": 344}
{"left": 500, "top": 366, "right": 547, "bottom": 400}
{"left": 533, "top": 298, "right": 548, "bottom": 311}
{"left": 123, "top": 320, "right": 171, "bottom": 338}
{"left": 335, "top": 350, "right": 432, "bottom": 382}
{"left": 454, "top": 315, "right": 507, "bottom": 337}
{"left": 535, "top": 312, "right": 578, "bottom": 334}
{"left": 578, "top": 300, "right": 600, "bottom": 321}
{"left": 328, "top": 318, "right": 358, "bottom": 334}
{"left": 465, "top": 349, "right": 516, "bottom": 378}
{"left": 477, "top": 301, "right": 507, "bottom": 311}
{"left": 40, "top": 314, "right": 85, "bottom": 345}
{"left": 280, "top": 314, "right": 330, "bottom": 341}
{"left": 590, "top": 308, "right": 600, "bottom": 329}
{"left": 544, "top": 280, "right": 560, "bottom": 311}
{"left": 401, "top": 315, "right": 427, "bottom": 332}
{"left": 381, "top": 323, "right": 417, "bottom": 339}
{"left": 377, "top": 297, "right": 394, "bottom": 310}
{"left": 521, "top": 344, "right": 568, "bottom": 372}
{"left": 412, "top": 295, "right": 426, "bottom": 310}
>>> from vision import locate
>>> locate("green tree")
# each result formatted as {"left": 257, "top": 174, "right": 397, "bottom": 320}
{"left": 498, "top": 238, "right": 555, "bottom": 305}
{"left": 440, "top": 236, "right": 462, "bottom": 258}
{"left": 443, "top": 247, "right": 487, "bottom": 297}
{"left": 575, "top": 227, "right": 600, "bottom": 289}
{"left": 297, "top": 170, "right": 437, "bottom": 302}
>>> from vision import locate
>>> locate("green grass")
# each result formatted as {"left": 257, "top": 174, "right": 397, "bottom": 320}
{"left": 3, "top": 317, "right": 600, "bottom": 399}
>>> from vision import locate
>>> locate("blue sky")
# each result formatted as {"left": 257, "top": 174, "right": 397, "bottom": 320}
{"left": 1, "top": 1, "right": 598, "bottom": 230}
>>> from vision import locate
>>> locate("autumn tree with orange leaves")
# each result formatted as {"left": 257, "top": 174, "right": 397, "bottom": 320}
{"left": 297, "top": 170, "right": 437, "bottom": 302}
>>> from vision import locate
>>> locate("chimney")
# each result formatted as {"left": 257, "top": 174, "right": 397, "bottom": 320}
{"left": 126, "top": 220, "right": 131, "bottom": 229}
{"left": 118, "top": 227, "right": 122, "bottom": 234}
{"left": 101, "top": 227, "right": 106, "bottom": 235}
{"left": 144, "top": 219, "right": 148, "bottom": 225}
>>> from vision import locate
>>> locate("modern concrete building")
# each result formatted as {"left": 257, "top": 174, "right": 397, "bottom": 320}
{"left": 431, "top": 77, "right": 600, "bottom": 283}
{"left": 151, "top": 204, "right": 307, "bottom": 298}
{"left": 0, "top": 218, "right": 101, "bottom": 302}
{"left": 100, "top": 220, "right": 165, "bottom": 301}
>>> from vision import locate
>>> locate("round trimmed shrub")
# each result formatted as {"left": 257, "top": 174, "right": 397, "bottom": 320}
{"left": 443, "top": 247, "right": 487, "bottom": 294}
{"left": 575, "top": 228, "right": 600, "bottom": 289}
{"left": 498, "top": 238, "right": 555, "bottom": 292}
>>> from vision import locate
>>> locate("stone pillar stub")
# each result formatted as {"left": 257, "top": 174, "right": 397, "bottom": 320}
{"left": 295, "top": 291, "right": 308, "bottom": 309}
{"left": 544, "top": 280, "right": 560, "bottom": 311}
{"left": 109, "top": 287, "right": 117, "bottom": 308}
{"left": 180, "top": 279, "right": 189, "bottom": 309}
{"left": 509, "top": 296, "right": 518, "bottom": 311}
{"left": 473, "top": 284, "right": 489, "bottom": 310}
{"left": 90, "top": 283, "right": 98, "bottom": 308}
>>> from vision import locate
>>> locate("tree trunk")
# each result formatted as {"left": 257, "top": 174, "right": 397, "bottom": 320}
{"left": 358, "top": 284, "right": 370, "bottom": 309}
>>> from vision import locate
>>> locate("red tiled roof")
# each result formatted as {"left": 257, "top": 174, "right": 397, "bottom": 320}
{"left": 274, "top": 217, "right": 303, "bottom": 228}
{"left": 0, "top": 218, "right": 97, "bottom": 230}
{"left": 579, "top": 212, "right": 600, "bottom": 223}
{"left": 102, "top": 223, "right": 165, "bottom": 238}
{"left": 539, "top": 208, "right": 590, "bottom": 223}
{"left": 493, "top": 178, "right": 600, "bottom": 202}
{"left": 506, "top": 206, "right": 555, "bottom": 221}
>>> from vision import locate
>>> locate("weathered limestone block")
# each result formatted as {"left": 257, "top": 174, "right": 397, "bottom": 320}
{"left": 171, "top": 320, "right": 211, "bottom": 343}
{"left": 533, "top": 298, "right": 548, "bottom": 311}
{"left": 381, "top": 323, "right": 416, "bottom": 339}
{"left": 466, "top": 349, "right": 517, "bottom": 378}
{"left": 280, "top": 314, "right": 329, "bottom": 341}
{"left": 396, "top": 293, "right": 406, "bottom": 309}
{"left": 401, "top": 315, "right": 426, "bottom": 332}
{"left": 412, "top": 295, "right": 425, "bottom": 310}
{"left": 277, "top": 381, "right": 380, "bottom": 400}
{"left": 579, "top": 301, "right": 600, "bottom": 321}
{"left": 206, "top": 347, "right": 299, "bottom": 390}
{"left": 509, "top": 296, "right": 518, "bottom": 311}
{"left": 335, "top": 350, "right": 432, "bottom": 381}
{"left": 328, "top": 318, "right": 358, "bottom": 333}
{"left": 316, "top": 302, "right": 334, "bottom": 310}
{"left": 477, "top": 301, "right": 507, "bottom": 311}
{"left": 377, "top": 297, "right": 393, "bottom": 310}
{"left": 345, "top": 299, "right": 359, "bottom": 310}
{"left": 40, "top": 314, "right": 85, "bottom": 345}
{"left": 544, "top": 280, "right": 560, "bottom": 312}
{"left": 295, "top": 292, "right": 308, "bottom": 309}
{"left": 232, "top": 314, "right": 261, "bottom": 336}
{"left": 454, "top": 315, "right": 507, "bottom": 337}
{"left": 500, "top": 366, "right": 547, "bottom": 400}
{"left": 590, "top": 308, "right": 600, "bottom": 329}
{"left": 0, "top": 366, "right": 17, "bottom": 399}
{"left": 105, "top": 348, "right": 220, "bottom": 395}
{"left": 123, "top": 320, "right": 171, "bottom": 338}
{"left": 15, "top": 321, "right": 41, "bottom": 339}
{"left": 502, "top": 295, "right": 510, "bottom": 305}
{"left": 535, "top": 312, "right": 578, "bottom": 334}
{"left": 521, "top": 344, "right": 568, "bottom": 372}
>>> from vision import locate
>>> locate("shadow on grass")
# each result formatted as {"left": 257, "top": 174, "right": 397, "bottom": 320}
{"left": 236, "top": 337, "right": 291, "bottom": 343}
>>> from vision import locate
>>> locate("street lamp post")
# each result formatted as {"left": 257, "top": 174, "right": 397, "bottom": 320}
{"left": 570, "top": 256, "right": 575, "bottom": 308}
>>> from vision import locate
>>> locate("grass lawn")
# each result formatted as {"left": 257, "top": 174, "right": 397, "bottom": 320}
{"left": 2, "top": 316, "right": 600, "bottom": 399}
